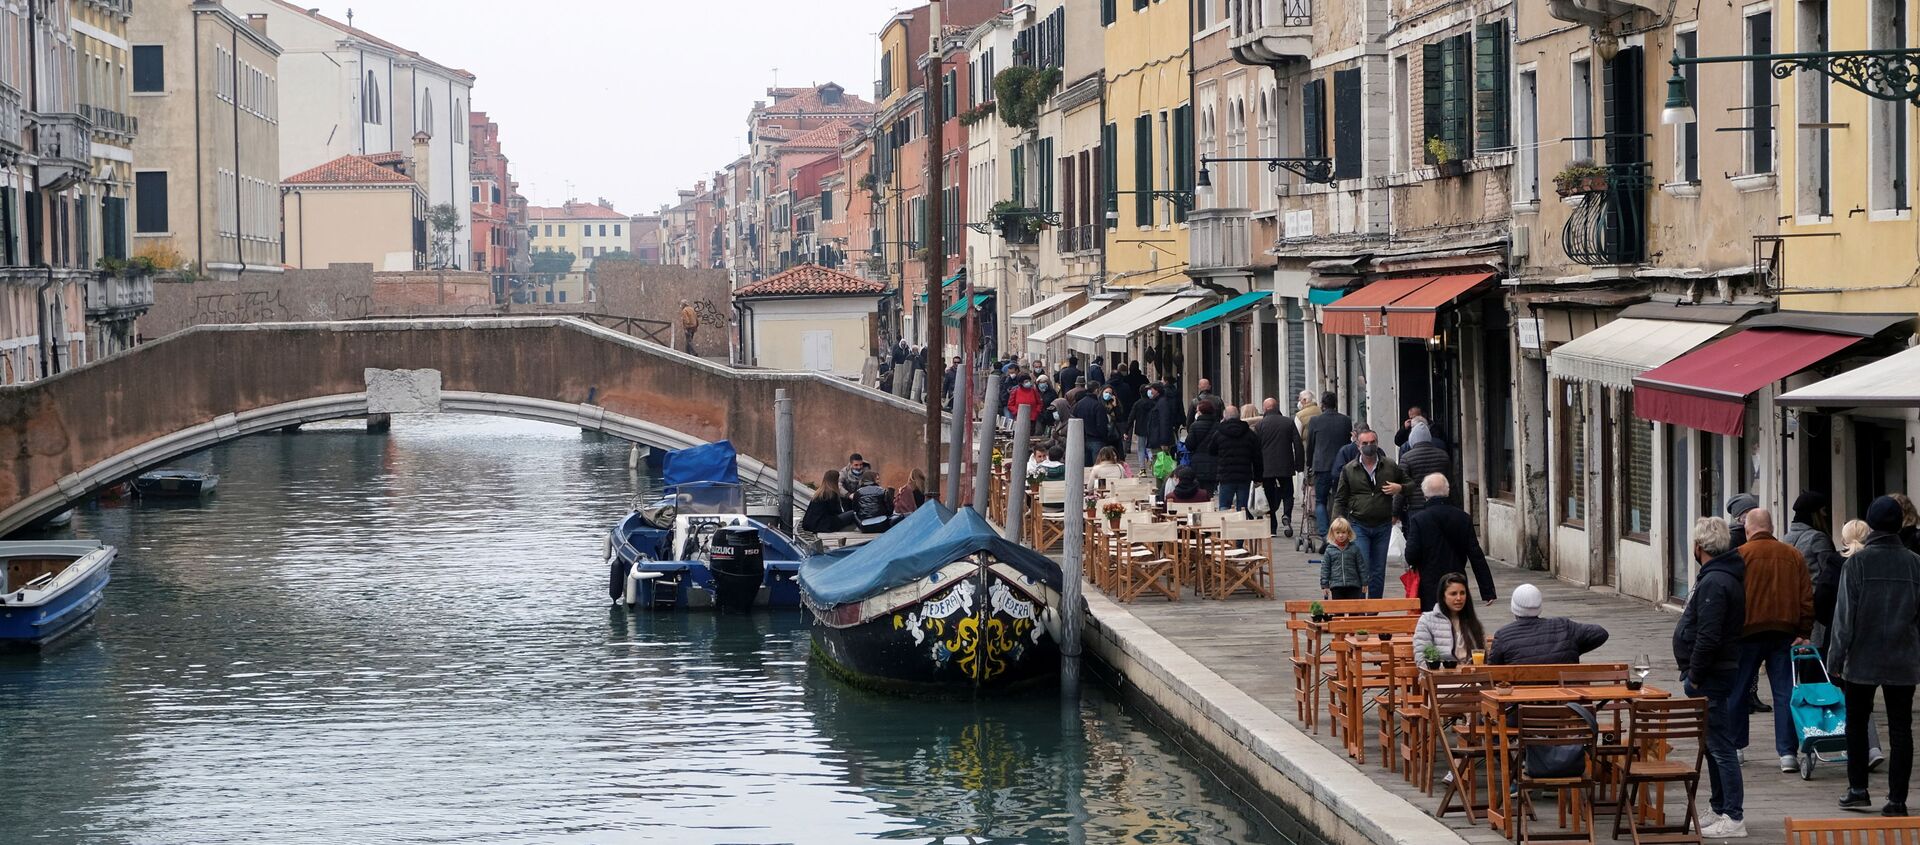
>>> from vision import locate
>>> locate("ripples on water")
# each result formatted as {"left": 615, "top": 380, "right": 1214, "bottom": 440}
{"left": 0, "top": 416, "right": 1308, "bottom": 845}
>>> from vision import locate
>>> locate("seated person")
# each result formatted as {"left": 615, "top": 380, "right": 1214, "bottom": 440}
{"left": 1165, "top": 466, "right": 1212, "bottom": 504}
{"left": 1086, "top": 446, "right": 1130, "bottom": 488}
{"left": 1485, "top": 583, "right": 1609, "bottom": 665}
{"left": 1028, "top": 446, "right": 1067, "bottom": 481}
{"left": 801, "top": 470, "right": 858, "bottom": 534}
{"left": 853, "top": 465, "right": 898, "bottom": 534}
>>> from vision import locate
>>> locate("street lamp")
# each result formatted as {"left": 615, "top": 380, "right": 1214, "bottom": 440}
{"left": 1197, "top": 155, "right": 1337, "bottom": 186}
{"left": 1661, "top": 67, "right": 1696, "bottom": 125}
{"left": 1665, "top": 47, "right": 1920, "bottom": 125}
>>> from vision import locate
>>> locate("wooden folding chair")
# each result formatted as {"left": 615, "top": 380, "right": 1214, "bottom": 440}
{"left": 1514, "top": 703, "right": 1600, "bottom": 845}
{"left": 1432, "top": 672, "right": 1492, "bottom": 824}
{"left": 1116, "top": 519, "right": 1179, "bottom": 602}
{"left": 1561, "top": 668, "right": 1633, "bottom": 817}
{"left": 1027, "top": 480, "right": 1067, "bottom": 550}
{"left": 1783, "top": 816, "right": 1920, "bottom": 845}
{"left": 1610, "top": 697, "right": 1708, "bottom": 845}
{"left": 1208, "top": 517, "right": 1273, "bottom": 599}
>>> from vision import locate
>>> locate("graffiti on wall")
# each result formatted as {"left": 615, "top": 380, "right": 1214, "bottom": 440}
{"left": 193, "top": 290, "right": 289, "bottom": 324}
{"left": 692, "top": 299, "right": 728, "bottom": 328}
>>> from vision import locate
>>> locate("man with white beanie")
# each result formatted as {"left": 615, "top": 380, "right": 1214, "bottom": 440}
{"left": 1486, "top": 583, "right": 1611, "bottom": 665}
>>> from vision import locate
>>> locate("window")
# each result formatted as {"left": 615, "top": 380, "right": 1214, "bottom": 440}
{"left": 1571, "top": 58, "right": 1593, "bottom": 162}
{"left": 132, "top": 45, "right": 162, "bottom": 92}
{"left": 1623, "top": 411, "right": 1653, "bottom": 539}
{"left": 1159, "top": 110, "right": 1172, "bottom": 222}
{"left": 1392, "top": 57, "right": 1411, "bottom": 172}
{"left": 420, "top": 90, "right": 434, "bottom": 136}
{"left": 583, "top": 247, "right": 594, "bottom": 258}
{"left": 1196, "top": 0, "right": 1209, "bottom": 28}
{"left": 1133, "top": 114, "right": 1153, "bottom": 226}
{"left": 1103, "top": 122, "right": 1118, "bottom": 228}
{"left": 1422, "top": 34, "right": 1473, "bottom": 161}
{"left": 1102, "top": 0, "right": 1117, "bottom": 25}
{"left": 1796, "top": 0, "right": 1830, "bottom": 216}
{"left": 878, "top": 50, "right": 893, "bottom": 99}
{"left": 134, "top": 171, "right": 168, "bottom": 233}
{"left": 1302, "top": 78, "right": 1326, "bottom": 161}
{"left": 1674, "top": 31, "right": 1700, "bottom": 183}
{"left": 472, "top": 186, "right": 480, "bottom": 203}
{"left": 1517, "top": 69, "right": 1540, "bottom": 200}
{"left": 1870, "top": 0, "right": 1909, "bottom": 212}
{"left": 1172, "top": 104, "right": 1192, "bottom": 222}
{"left": 615, "top": 223, "right": 625, "bottom": 236}
{"left": 1482, "top": 305, "right": 1514, "bottom": 499}
{"left": 558, "top": 225, "right": 567, "bottom": 237}
{"left": 1745, "top": 10, "right": 1774, "bottom": 173}
{"left": 1135, "top": 0, "right": 1148, "bottom": 10}
{"left": 599, "top": 224, "right": 608, "bottom": 237}
{"left": 1474, "top": 21, "right": 1510, "bottom": 150}
{"left": 1332, "top": 68, "right": 1362, "bottom": 180}
{"left": 363, "top": 70, "right": 382, "bottom": 124}
{"left": 1037, "top": 137, "right": 1056, "bottom": 214}
{"left": 102, "top": 196, "right": 126, "bottom": 261}
{"left": 1256, "top": 88, "right": 1277, "bottom": 203}
{"left": 1557, "top": 380, "right": 1586, "bottom": 525}
{"left": 453, "top": 99, "right": 465, "bottom": 142}
{"left": 544, "top": 224, "right": 553, "bottom": 237}
{"left": 1011, "top": 145, "right": 1026, "bottom": 205}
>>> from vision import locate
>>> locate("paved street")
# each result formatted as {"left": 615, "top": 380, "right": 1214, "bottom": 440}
{"left": 1108, "top": 539, "right": 1915, "bottom": 844}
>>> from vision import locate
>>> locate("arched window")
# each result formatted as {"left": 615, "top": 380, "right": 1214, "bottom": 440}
{"left": 453, "top": 99, "right": 465, "bottom": 142}
{"left": 363, "top": 71, "right": 382, "bottom": 124}
{"left": 420, "top": 89, "right": 434, "bottom": 136}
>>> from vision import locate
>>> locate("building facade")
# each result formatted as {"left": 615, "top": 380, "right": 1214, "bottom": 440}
{"left": 283, "top": 150, "right": 427, "bottom": 270}
{"left": 466, "top": 110, "right": 522, "bottom": 275}
{"left": 528, "top": 199, "right": 629, "bottom": 270}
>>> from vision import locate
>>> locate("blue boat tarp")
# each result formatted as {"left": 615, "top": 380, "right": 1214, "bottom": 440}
{"left": 662, "top": 440, "right": 739, "bottom": 488}
{"left": 798, "top": 504, "right": 1062, "bottom": 608}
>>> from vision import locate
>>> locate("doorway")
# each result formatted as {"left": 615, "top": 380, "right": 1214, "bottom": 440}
{"left": 1667, "top": 425, "right": 1692, "bottom": 600}
{"left": 1854, "top": 419, "right": 1908, "bottom": 508}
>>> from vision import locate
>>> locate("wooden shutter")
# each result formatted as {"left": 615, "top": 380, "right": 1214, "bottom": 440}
{"left": 1603, "top": 46, "right": 1644, "bottom": 166}
{"left": 1103, "top": 123, "right": 1118, "bottom": 228}
{"left": 1475, "top": 21, "right": 1510, "bottom": 150}
{"left": 1173, "top": 104, "right": 1192, "bottom": 222}
{"left": 1748, "top": 13, "right": 1772, "bottom": 171}
{"left": 1102, "top": 0, "right": 1117, "bottom": 25}
{"left": 134, "top": 172, "right": 168, "bottom": 234}
{"left": 1012, "top": 145, "right": 1026, "bottom": 206}
{"left": 1422, "top": 44, "right": 1444, "bottom": 161}
{"left": 1062, "top": 155, "right": 1077, "bottom": 229}
{"left": 1134, "top": 115, "right": 1155, "bottom": 226}
{"left": 1302, "top": 78, "right": 1325, "bottom": 160}
{"left": 1442, "top": 34, "right": 1471, "bottom": 157}
{"left": 1332, "top": 69, "right": 1362, "bottom": 180}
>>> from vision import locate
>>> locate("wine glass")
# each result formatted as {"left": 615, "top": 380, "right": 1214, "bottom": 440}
{"left": 1632, "top": 653, "right": 1653, "bottom": 689}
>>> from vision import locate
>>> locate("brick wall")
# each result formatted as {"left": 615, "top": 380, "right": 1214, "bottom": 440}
{"left": 144, "top": 264, "right": 493, "bottom": 338}
{"left": 587, "top": 260, "right": 732, "bottom": 357}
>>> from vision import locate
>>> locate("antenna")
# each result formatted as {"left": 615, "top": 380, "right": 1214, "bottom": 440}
{"left": 345, "top": 7, "right": 354, "bottom": 27}
{"left": 771, "top": 67, "right": 779, "bottom": 88}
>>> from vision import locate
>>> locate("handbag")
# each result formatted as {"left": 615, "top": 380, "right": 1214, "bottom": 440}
{"left": 1248, "top": 482, "right": 1271, "bottom": 518}
{"left": 1521, "top": 703, "right": 1599, "bottom": 779}
{"left": 1400, "top": 567, "right": 1421, "bottom": 600}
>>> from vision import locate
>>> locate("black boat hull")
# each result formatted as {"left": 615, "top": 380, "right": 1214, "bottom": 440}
{"left": 809, "top": 559, "right": 1059, "bottom": 695}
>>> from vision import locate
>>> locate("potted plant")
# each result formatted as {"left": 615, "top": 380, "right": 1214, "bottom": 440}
{"left": 1421, "top": 644, "right": 1444, "bottom": 670}
{"left": 1102, "top": 501, "right": 1128, "bottom": 530}
{"left": 1378, "top": 632, "right": 1393, "bottom": 642}
{"left": 1026, "top": 468, "right": 1045, "bottom": 492}
{"left": 1355, "top": 629, "right": 1370, "bottom": 639}
{"left": 1553, "top": 161, "right": 1609, "bottom": 197}
{"left": 1426, "top": 137, "right": 1466, "bottom": 178}
{"left": 1309, "top": 601, "right": 1328, "bottom": 623}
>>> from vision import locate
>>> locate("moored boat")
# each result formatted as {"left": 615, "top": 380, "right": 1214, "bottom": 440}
{"left": 800, "top": 505, "right": 1063, "bottom": 694}
{"left": 135, "top": 469, "right": 219, "bottom": 498}
{"left": 0, "top": 540, "right": 115, "bottom": 647}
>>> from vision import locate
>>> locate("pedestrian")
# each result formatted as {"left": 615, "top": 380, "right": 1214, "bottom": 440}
{"left": 678, "top": 299, "right": 700, "bottom": 353}
{"left": 1830, "top": 496, "right": 1920, "bottom": 818}
{"left": 1304, "top": 393, "right": 1353, "bottom": 542}
{"left": 1294, "top": 389, "right": 1321, "bottom": 436}
{"left": 1071, "top": 385, "right": 1112, "bottom": 465}
{"left": 801, "top": 470, "right": 859, "bottom": 534}
{"left": 1414, "top": 572, "right": 1488, "bottom": 662}
{"left": 1124, "top": 362, "right": 1149, "bottom": 401}
{"left": 1329, "top": 427, "right": 1408, "bottom": 599}
{"left": 1673, "top": 516, "right": 1747, "bottom": 839}
{"left": 838, "top": 453, "right": 870, "bottom": 497}
{"left": 1104, "top": 387, "right": 1129, "bottom": 456}
{"left": 1149, "top": 383, "right": 1181, "bottom": 455}
{"left": 1726, "top": 492, "right": 1760, "bottom": 548}
{"left": 1785, "top": 491, "right": 1842, "bottom": 646}
{"left": 1187, "top": 378, "right": 1221, "bottom": 427}
{"left": 1087, "top": 358, "right": 1105, "bottom": 390}
{"left": 1391, "top": 405, "right": 1445, "bottom": 452}
{"left": 1320, "top": 518, "right": 1364, "bottom": 600}
{"left": 1403, "top": 474, "right": 1495, "bottom": 613}
{"left": 1489, "top": 583, "right": 1611, "bottom": 665}
{"left": 1828, "top": 517, "right": 1890, "bottom": 770}
{"left": 1006, "top": 375, "right": 1043, "bottom": 426}
{"left": 1208, "top": 404, "right": 1262, "bottom": 511}
{"left": 1892, "top": 493, "right": 1920, "bottom": 554}
{"left": 1055, "top": 357, "right": 1082, "bottom": 394}
{"left": 1254, "top": 397, "right": 1304, "bottom": 537}
{"left": 1130, "top": 386, "right": 1162, "bottom": 465}
{"left": 893, "top": 468, "right": 928, "bottom": 515}
{"left": 1733, "top": 507, "right": 1814, "bottom": 773}
{"left": 1396, "top": 421, "right": 1451, "bottom": 512}
{"left": 853, "top": 467, "right": 896, "bottom": 534}
{"left": 1107, "top": 371, "right": 1137, "bottom": 423}
{"left": 942, "top": 356, "right": 961, "bottom": 401}
{"left": 1185, "top": 400, "right": 1222, "bottom": 495}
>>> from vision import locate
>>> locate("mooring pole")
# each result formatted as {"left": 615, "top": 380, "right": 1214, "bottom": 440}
{"left": 972, "top": 374, "right": 1002, "bottom": 511}
{"left": 944, "top": 372, "right": 968, "bottom": 505}
{"left": 774, "top": 388, "right": 794, "bottom": 530}
{"left": 1061, "top": 418, "right": 1085, "bottom": 685}
{"left": 1006, "top": 404, "right": 1032, "bottom": 543}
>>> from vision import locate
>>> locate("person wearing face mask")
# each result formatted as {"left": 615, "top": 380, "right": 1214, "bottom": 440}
{"left": 1102, "top": 387, "right": 1128, "bottom": 456}
{"left": 1129, "top": 385, "right": 1162, "bottom": 465}
{"left": 1672, "top": 516, "right": 1748, "bottom": 838}
{"left": 1330, "top": 428, "right": 1409, "bottom": 598}
{"left": 1071, "top": 384, "right": 1114, "bottom": 465}
{"left": 1006, "top": 376, "right": 1043, "bottom": 426}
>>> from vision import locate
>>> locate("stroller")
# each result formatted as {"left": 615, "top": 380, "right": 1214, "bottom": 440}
{"left": 1296, "top": 470, "right": 1323, "bottom": 554}
{"left": 1789, "top": 644, "right": 1849, "bottom": 780}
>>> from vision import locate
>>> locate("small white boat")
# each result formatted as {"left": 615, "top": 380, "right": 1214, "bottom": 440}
{"left": 0, "top": 540, "right": 115, "bottom": 647}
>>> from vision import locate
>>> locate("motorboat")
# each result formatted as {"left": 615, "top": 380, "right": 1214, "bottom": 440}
{"left": 605, "top": 441, "right": 808, "bottom": 611}
{"left": 0, "top": 540, "right": 115, "bottom": 647}
{"left": 800, "top": 505, "right": 1063, "bottom": 694}
{"left": 135, "top": 469, "right": 219, "bottom": 498}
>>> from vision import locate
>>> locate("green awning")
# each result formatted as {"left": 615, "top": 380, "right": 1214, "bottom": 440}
{"left": 943, "top": 292, "right": 993, "bottom": 318}
{"left": 943, "top": 269, "right": 966, "bottom": 288}
{"left": 1160, "top": 290, "right": 1271, "bottom": 334}
{"left": 1307, "top": 287, "right": 1347, "bottom": 306}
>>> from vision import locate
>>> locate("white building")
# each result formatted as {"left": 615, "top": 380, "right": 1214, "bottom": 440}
{"left": 221, "top": 0, "right": 474, "bottom": 268}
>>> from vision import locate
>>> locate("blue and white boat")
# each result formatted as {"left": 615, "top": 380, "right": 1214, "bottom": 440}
{"left": 0, "top": 540, "right": 115, "bottom": 647}
{"left": 605, "top": 441, "right": 808, "bottom": 611}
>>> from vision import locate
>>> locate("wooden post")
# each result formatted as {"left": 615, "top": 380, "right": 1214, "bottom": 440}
{"left": 1007, "top": 404, "right": 1032, "bottom": 543}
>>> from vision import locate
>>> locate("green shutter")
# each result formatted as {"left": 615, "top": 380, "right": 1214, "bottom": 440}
{"left": 1102, "top": 0, "right": 1116, "bottom": 25}
{"left": 1445, "top": 34, "right": 1472, "bottom": 157}
{"left": 1012, "top": 145, "right": 1026, "bottom": 207}
{"left": 1103, "top": 123, "right": 1119, "bottom": 228}
{"left": 1302, "top": 79, "right": 1324, "bottom": 160}
{"left": 1173, "top": 105, "right": 1192, "bottom": 223}
{"left": 1040, "top": 137, "right": 1055, "bottom": 212}
{"left": 1422, "top": 43, "right": 1444, "bottom": 162}
{"left": 1475, "top": 21, "right": 1510, "bottom": 150}
{"left": 1134, "top": 115, "right": 1154, "bottom": 226}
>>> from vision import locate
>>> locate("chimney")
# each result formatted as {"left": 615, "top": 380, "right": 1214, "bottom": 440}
{"left": 246, "top": 13, "right": 269, "bottom": 37}
{"left": 410, "top": 131, "right": 431, "bottom": 195}
{"left": 598, "top": 197, "right": 612, "bottom": 209}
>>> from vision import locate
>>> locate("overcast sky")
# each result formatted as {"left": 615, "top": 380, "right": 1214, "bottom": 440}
{"left": 329, "top": 1, "right": 908, "bottom": 214}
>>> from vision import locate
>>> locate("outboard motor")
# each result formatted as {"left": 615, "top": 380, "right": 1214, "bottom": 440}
{"left": 707, "top": 527, "right": 765, "bottom": 613}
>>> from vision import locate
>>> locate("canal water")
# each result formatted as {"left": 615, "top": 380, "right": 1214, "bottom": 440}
{"left": 0, "top": 416, "right": 1316, "bottom": 845}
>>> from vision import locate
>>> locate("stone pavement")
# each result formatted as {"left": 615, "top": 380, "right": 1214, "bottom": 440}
{"left": 1105, "top": 536, "right": 1915, "bottom": 845}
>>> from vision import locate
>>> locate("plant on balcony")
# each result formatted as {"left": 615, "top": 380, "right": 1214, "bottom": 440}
{"left": 992, "top": 66, "right": 1062, "bottom": 131}
{"left": 990, "top": 199, "right": 1046, "bottom": 245}
{"left": 1553, "top": 161, "right": 1609, "bottom": 197}
{"left": 1426, "top": 137, "right": 1465, "bottom": 177}
{"left": 957, "top": 102, "right": 997, "bottom": 127}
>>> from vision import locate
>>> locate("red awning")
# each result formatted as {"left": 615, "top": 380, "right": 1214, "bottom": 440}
{"left": 1320, "top": 276, "right": 1436, "bottom": 336}
{"left": 1383, "top": 272, "right": 1496, "bottom": 338}
{"left": 1632, "top": 328, "right": 1861, "bottom": 436}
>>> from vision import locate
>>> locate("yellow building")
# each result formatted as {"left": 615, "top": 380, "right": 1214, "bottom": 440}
{"left": 527, "top": 199, "right": 630, "bottom": 270}
{"left": 282, "top": 152, "right": 426, "bottom": 271}
{"left": 1103, "top": 0, "right": 1192, "bottom": 290}
{"left": 733, "top": 265, "right": 888, "bottom": 378}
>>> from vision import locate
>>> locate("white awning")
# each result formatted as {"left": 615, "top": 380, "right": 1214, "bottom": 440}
{"left": 1009, "top": 290, "right": 1083, "bottom": 326}
{"left": 1108, "top": 295, "right": 1209, "bottom": 342}
{"left": 1065, "top": 295, "right": 1178, "bottom": 355}
{"left": 1776, "top": 345, "right": 1920, "bottom": 408}
{"left": 1026, "top": 300, "right": 1118, "bottom": 352}
{"left": 1546, "top": 318, "right": 1729, "bottom": 390}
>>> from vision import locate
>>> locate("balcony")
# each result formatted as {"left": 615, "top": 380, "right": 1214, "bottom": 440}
{"left": 1545, "top": 0, "right": 1661, "bottom": 26}
{"left": 79, "top": 104, "right": 137, "bottom": 142}
{"left": 1189, "top": 208, "right": 1254, "bottom": 274}
{"left": 31, "top": 112, "right": 91, "bottom": 190}
{"left": 85, "top": 272, "right": 155, "bottom": 319}
{"left": 0, "top": 84, "right": 20, "bottom": 156}
{"left": 1056, "top": 224, "right": 1102, "bottom": 255}
{"left": 1229, "top": 0, "right": 1312, "bottom": 67}
{"left": 1561, "top": 163, "right": 1651, "bottom": 267}
{"left": 82, "top": 0, "right": 134, "bottom": 16}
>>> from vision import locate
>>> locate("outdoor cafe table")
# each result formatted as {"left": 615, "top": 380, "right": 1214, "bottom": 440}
{"left": 1478, "top": 683, "right": 1671, "bottom": 836}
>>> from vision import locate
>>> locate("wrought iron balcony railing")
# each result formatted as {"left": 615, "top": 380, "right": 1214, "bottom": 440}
{"left": 79, "top": 104, "right": 137, "bottom": 139}
{"left": 1562, "top": 162, "right": 1652, "bottom": 267}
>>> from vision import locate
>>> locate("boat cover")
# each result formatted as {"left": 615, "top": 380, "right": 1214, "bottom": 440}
{"left": 662, "top": 441, "right": 740, "bottom": 488}
{"left": 798, "top": 505, "right": 1062, "bottom": 608}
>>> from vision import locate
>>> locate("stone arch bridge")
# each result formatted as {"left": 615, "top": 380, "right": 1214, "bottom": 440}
{"left": 0, "top": 317, "right": 935, "bottom": 535}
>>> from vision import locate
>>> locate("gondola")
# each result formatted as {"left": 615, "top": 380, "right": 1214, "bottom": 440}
{"left": 800, "top": 505, "right": 1063, "bottom": 694}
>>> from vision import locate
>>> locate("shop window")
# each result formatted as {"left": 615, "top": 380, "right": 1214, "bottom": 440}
{"left": 1557, "top": 380, "right": 1586, "bottom": 525}
{"left": 1481, "top": 311, "right": 1514, "bottom": 500}
{"left": 1623, "top": 412, "right": 1653, "bottom": 539}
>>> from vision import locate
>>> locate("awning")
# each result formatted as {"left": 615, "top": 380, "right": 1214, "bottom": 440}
{"left": 1307, "top": 287, "right": 1347, "bottom": 306}
{"left": 1320, "top": 276, "right": 1435, "bottom": 336}
{"left": 1633, "top": 328, "right": 1862, "bottom": 436}
{"left": 1065, "top": 295, "right": 1179, "bottom": 355}
{"left": 1777, "top": 345, "right": 1920, "bottom": 408}
{"left": 1103, "top": 295, "right": 1206, "bottom": 346}
{"left": 1738, "top": 310, "right": 1913, "bottom": 338}
{"left": 1382, "top": 272, "right": 1496, "bottom": 338}
{"left": 1161, "top": 289, "right": 1271, "bottom": 334}
{"left": 942, "top": 292, "right": 993, "bottom": 318}
{"left": 914, "top": 269, "right": 968, "bottom": 302}
{"left": 1009, "top": 290, "right": 1083, "bottom": 326}
{"left": 1546, "top": 318, "right": 1730, "bottom": 390}
{"left": 1026, "top": 300, "right": 1118, "bottom": 352}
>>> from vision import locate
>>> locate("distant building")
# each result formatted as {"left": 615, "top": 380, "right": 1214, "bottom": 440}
{"left": 282, "top": 145, "right": 428, "bottom": 271}
{"left": 467, "top": 111, "right": 522, "bottom": 274}
{"left": 733, "top": 264, "right": 888, "bottom": 378}
{"left": 528, "top": 200, "right": 629, "bottom": 271}
{"left": 628, "top": 214, "right": 661, "bottom": 263}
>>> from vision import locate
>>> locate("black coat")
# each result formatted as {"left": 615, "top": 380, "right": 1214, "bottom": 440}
{"left": 1208, "top": 418, "right": 1262, "bottom": 486}
{"left": 1398, "top": 443, "right": 1452, "bottom": 512}
{"left": 1149, "top": 394, "right": 1182, "bottom": 449}
{"left": 1056, "top": 365, "right": 1082, "bottom": 391}
{"left": 1673, "top": 548, "right": 1746, "bottom": 688}
{"left": 1185, "top": 415, "right": 1221, "bottom": 484}
{"left": 1404, "top": 500, "right": 1495, "bottom": 610}
{"left": 801, "top": 494, "right": 856, "bottom": 533}
{"left": 1107, "top": 376, "right": 1137, "bottom": 418}
{"left": 1130, "top": 394, "right": 1159, "bottom": 437}
{"left": 1072, "top": 394, "right": 1112, "bottom": 442}
{"left": 1487, "top": 616, "right": 1611, "bottom": 666}
{"left": 1305, "top": 410, "right": 1353, "bottom": 475}
{"left": 1254, "top": 411, "right": 1304, "bottom": 478}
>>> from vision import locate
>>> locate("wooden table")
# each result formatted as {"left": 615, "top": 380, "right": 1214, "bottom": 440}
{"left": 1333, "top": 634, "right": 1415, "bottom": 763}
{"left": 1479, "top": 683, "right": 1670, "bottom": 836}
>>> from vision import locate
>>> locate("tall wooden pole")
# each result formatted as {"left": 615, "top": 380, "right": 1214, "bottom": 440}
{"left": 922, "top": 0, "right": 947, "bottom": 495}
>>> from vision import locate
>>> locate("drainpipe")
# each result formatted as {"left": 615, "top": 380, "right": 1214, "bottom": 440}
{"left": 36, "top": 263, "right": 54, "bottom": 378}
{"left": 231, "top": 27, "right": 245, "bottom": 276}
{"left": 192, "top": 12, "right": 206, "bottom": 272}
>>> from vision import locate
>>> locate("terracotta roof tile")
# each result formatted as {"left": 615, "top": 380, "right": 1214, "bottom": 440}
{"left": 734, "top": 264, "right": 887, "bottom": 299}
{"left": 284, "top": 154, "right": 414, "bottom": 185}
{"left": 781, "top": 120, "right": 865, "bottom": 150}
{"left": 527, "top": 201, "right": 629, "bottom": 221}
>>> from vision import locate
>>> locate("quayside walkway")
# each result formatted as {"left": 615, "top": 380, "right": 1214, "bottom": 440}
{"left": 1089, "top": 541, "right": 1917, "bottom": 845}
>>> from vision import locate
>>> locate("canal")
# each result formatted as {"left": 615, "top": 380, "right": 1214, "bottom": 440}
{"left": 0, "top": 416, "right": 1317, "bottom": 845}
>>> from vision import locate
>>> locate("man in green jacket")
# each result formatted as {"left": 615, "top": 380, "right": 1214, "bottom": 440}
{"left": 1332, "top": 428, "right": 1408, "bottom": 598}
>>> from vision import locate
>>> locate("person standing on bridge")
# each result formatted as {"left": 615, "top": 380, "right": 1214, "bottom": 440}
{"left": 678, "top": 300, "right": 700, "bottom": 353}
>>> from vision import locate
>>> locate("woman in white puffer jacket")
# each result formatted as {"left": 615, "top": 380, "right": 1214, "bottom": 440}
{"left": 1413, "top": 572, "right": 1488, "bottom": 663}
